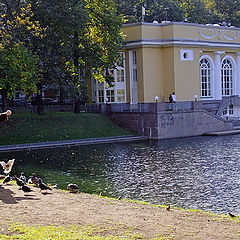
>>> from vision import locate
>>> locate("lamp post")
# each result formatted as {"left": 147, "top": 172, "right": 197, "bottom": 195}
{"left": 155, "top": 96, "right": 159, "bottom": 103}
{"left": 194, "top": 95, "right": 198, "bottom": 102}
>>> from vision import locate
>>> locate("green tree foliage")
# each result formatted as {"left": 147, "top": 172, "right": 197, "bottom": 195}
{"left": 0, "top": 43, "right": 40, "bottom": 111}
{"left": 115, "top": 0, "right": 240, "bottom": 26}
{"left": 205, "top": 0, "right": 240, "bottom": 26}
{"left": 179, "top": 0, "right": 212, "bottom": 24}
{"left": 147, "top": 0, "right": 184, "bottom": 23}
{"left": 0, "top": 0, "right": 43, "bottom": 111}
{"left": 30, "top": 0, "right": 124, "bottom": 113}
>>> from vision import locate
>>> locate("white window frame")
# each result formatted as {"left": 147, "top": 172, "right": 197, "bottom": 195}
{"left": 129, "top": 50, "right": 138, "bottom": 104}
{"left": 221, "top": 56, "right": 236, "bottom": 97}
{"left": 115, "top": 52, "right": 126, "bottom": 103}
{"left": 221, "top": 58, "right": 233, "bottom": 96}
{"left": 93, "top": 52, "right": 126, "bottom": 103}
{"left": 200, "top": 57, "right": 213, "bottom": 98}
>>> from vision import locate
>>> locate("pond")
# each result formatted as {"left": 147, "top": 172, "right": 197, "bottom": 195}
{"left": 1, "top": 135, "right": 240, "bottom": 214}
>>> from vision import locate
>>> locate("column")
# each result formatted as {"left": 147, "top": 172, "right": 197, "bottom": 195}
{"left": 235, "top": 52, "right": 240, "bottom": 96}
{"left": 95, "top": 78, "right": 99, "bottom": 103}
{"left": 104, "top": 82, "right": 107, "bottom": 103}
{"left": 214, "top": 51, "right": 225, "bottom": 100}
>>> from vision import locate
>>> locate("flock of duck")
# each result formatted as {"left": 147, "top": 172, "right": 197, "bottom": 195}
{"left": 0, "top": 159, "right": 81, "bottom": 194}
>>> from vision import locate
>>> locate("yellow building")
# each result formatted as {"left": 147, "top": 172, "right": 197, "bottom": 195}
{"left": 91, "top": 21, "right": 240, "bottom": 116}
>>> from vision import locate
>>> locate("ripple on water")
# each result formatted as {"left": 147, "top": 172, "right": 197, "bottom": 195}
{"left": 1, "top": 135, "right": 240, "bottom": 214}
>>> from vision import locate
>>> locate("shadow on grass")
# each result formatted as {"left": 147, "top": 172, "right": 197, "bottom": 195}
{"left": 0, "top": 185, "right": 40, "bottom": 204}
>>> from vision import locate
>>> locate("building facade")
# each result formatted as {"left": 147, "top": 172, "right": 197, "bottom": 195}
{"left": 91, "top": 21, "right": 240, "bottom": 118}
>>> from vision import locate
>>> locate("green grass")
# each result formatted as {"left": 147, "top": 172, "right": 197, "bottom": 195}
{"left": 0, "top": 112, "right": 134, "bottom": 145}
{"left": 0, "top": 222, "right": 170, "bottom": 240}
{"left": 0, "top": 223, "right": 142, "bottom": 240}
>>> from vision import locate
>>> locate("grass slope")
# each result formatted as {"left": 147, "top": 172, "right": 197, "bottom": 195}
{"left": 0, "top": 112, "right": 134, "bottom": 145}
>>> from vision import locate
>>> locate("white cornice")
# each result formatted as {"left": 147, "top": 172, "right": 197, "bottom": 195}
{"left": 124, "top": 39, "right": 240, "bottom": 49}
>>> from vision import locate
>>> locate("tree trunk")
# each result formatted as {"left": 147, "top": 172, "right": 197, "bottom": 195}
{"left": 73, "top": 31, "right": 80, "bottom": 114}
{"left": 1, "top": 89, "right": 9, "bottom": 112}
{"left": 74, "top": 100, "right": 80, "bottom": 113}
{"left": 59, "top": 86, "right": 65, "bottom": 112}
{"left": 59, "top": 86, "right": 65, "bottom": 104}
{"left": 36, "top": 83, "right": 45, "bottom": 115}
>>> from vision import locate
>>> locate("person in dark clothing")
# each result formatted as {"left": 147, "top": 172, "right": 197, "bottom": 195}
{"left": 169, "top": 94, "right": 173, "bottom": 103}
{"left": 0, "top": 110, "right": 11, "bottom": 122}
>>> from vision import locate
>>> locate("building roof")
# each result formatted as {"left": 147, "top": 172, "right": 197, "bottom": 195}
{"left": 121, "top": 22, "right": 240, "bottom": 49}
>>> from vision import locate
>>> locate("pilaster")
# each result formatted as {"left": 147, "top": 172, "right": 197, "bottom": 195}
{"left": 214, "top": 51, "right": 225, "bottom": 100}
{"left": 235, "top": 52, "right": 240, "bottom": 96}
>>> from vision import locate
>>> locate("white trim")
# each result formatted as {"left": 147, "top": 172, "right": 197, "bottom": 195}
{"left": 180, "top": 49, "right": 193, "bottom": 61}
{"left": 125, "top": 39, "right": 240, "bottom": 49}
{"left": 236, "top": 52, "right": 240, "bottom": 96}
{"left": 213, "top": 52, "right": 225, "bottom": 100}
{"left": 129, "top": 50, "right": 138, "bottom": 104}
{"left": 129, "top": 51, "right": 133, "bottom": 104}
{"left": 95, "top": 78, "right": 99, "bottom": 103}
{"left": 221, "top": 55, "right": 236, "bottom": 96}
{"left": 199, "top": 55, "right": 214, "bottom": 99}
{"left": 115, "top": 52, "right": 127, "bottom": 103}
{"left": 122, "top": 21, "right": 240, "bottom": 31}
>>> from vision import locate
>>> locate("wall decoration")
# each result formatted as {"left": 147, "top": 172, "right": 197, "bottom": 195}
{"left": 160, "top": 114, "right": 174, "bottom": 127}
{"left": 199, "top": 28, "right": 239, "bottom": 41}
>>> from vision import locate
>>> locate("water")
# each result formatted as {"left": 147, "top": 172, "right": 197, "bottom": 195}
{"left": 1, "top": 135, "right": 240, "bottom": 214}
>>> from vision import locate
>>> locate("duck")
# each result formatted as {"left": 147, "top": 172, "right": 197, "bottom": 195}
{"left": 19, "top": 172, "right": 26, "bottom": 184}
{"left": 228, "top": 212, "right": 236, "bottom": 218}
{"left": 14, "top": 176, "right": 24, "bottom": 188}
{"left": 67, "top": 183, "right": 81, "bottom": 193}
{"left": 51, "top": 184, "right": 58, "bottom": 189}
{"left": 166, "top": 205, "right": 171, "bottom": 211}
{"left": 28, "top": 173, "right": 39, "bottom": 186}
{"left": 38, "top": 178, "right": 52, "bottom": 193}
{"left": 0, "top": 175, "right": 5, "bottom": 180}
{"left": 0, "top": 159, "right": 15, "bottom": 174}
{"left": 3, "top": 175, "right": 11, "bottom": 184}
{"left": 21, "top": 185, "right": 33, "bottom": 193}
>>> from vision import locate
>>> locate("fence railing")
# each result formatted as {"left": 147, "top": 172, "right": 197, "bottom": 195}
{"left": 5, "top": 98, "right": 237, "bottom": 116}
{"left": 165, "top": 101, "right": 192, "bottom": 111}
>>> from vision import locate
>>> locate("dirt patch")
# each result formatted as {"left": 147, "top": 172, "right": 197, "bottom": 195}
{"left": 0, "top": 184, "right": 239, "bottom": 239}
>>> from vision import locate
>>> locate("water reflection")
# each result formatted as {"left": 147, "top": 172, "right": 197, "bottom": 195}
{"left": 1, "top": 135, "right": 240, "bottom": 214}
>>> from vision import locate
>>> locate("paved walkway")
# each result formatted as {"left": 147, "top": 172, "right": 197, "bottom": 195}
{"left": 0, "top": 135, "right": 147, "bottom": 152}
{"left": 204, "top": 129, "right": 240, "bottom": 136}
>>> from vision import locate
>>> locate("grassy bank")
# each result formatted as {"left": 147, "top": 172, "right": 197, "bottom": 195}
{"left": 0, "top": 112, "right": 134, "bottom": 146}
{"left": 0, "top": 183, "right": 239, "bottom": 240}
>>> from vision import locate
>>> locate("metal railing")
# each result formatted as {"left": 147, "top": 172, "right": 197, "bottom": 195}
{"left": 165, "top": 101, "right": 192, "bottom": 111}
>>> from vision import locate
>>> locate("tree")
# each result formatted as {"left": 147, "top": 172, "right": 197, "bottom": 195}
{"left": 0, "top": 0, "right": 44, "bottom": 111}
{"left": 205, "top": 0, "right": 240, "bottom": 26}
{"left": 147, "top": 0, "right": 184, "bottom": 23}
{"left": 179, "top": 0, "right": 212, "bottom": 24}
{"left": 115, "top": 0, "right": 142, "bottom": 23}
{"left": 0, "top": 43, "right": 40, "bottom": 111}
{"left": 30, "top": 0, "right": 124, "bottom": 113}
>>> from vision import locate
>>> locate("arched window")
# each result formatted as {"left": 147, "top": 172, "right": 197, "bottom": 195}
{"left": 200, "top": 58, "right": 212, "bottom": 97}
{"left": 221, "top": 59, "right": 233, "bottom": 96}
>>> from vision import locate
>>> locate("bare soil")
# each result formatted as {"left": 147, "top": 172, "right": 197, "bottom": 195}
{"left": 0, "top": 183, "right": 239, "bottom": 239}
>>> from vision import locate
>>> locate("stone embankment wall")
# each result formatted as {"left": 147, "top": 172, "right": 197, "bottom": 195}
{"left": 110, "top": 110, "right": 233, "bottom": 139}
{"left": 110, "top": 112, "right": 158, "bottom": 138}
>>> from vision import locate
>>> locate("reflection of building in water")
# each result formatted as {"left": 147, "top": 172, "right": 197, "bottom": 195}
{"left": 90, "top": 22, "right": 240, "bottom": 119}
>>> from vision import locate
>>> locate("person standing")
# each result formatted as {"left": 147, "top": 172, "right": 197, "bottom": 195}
{"left": 171, "top": 92, "right": 176, "bottom": 103}
{"left": 171, "top": 92, "right": 176, "bottom": 110}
